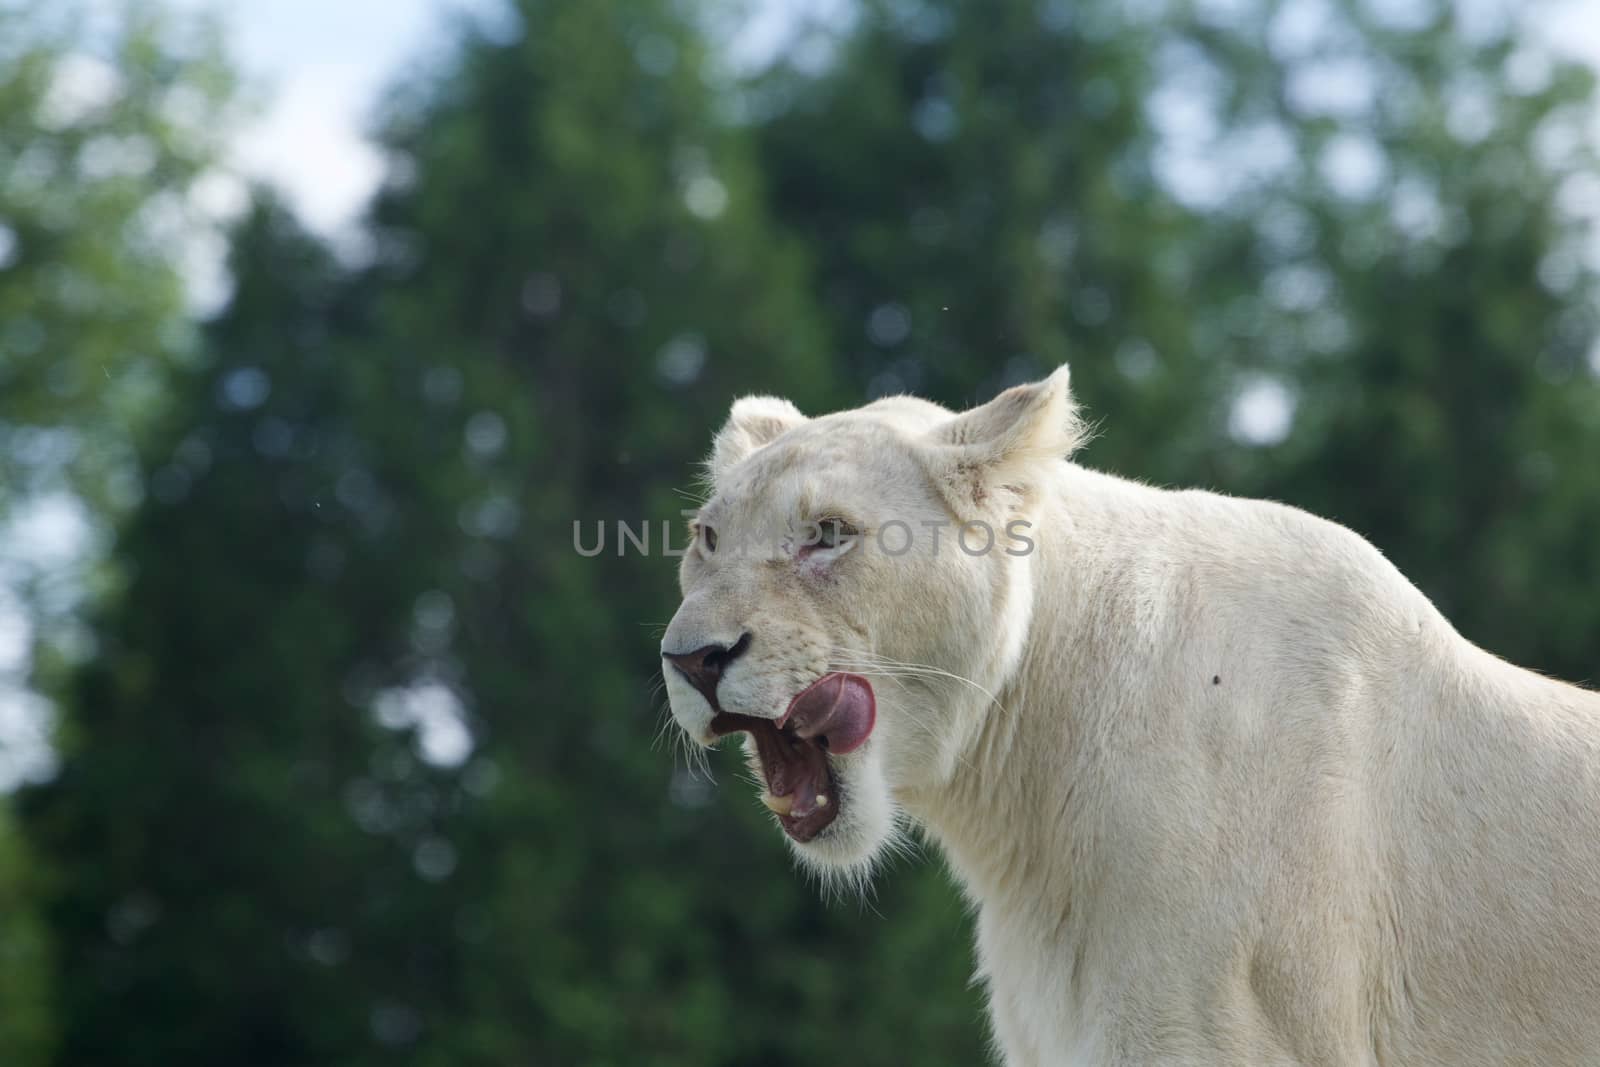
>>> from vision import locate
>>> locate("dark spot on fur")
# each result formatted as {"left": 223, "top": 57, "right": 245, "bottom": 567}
{"left": 952, "top": 461, "right": 988, "bottom": 506}
{"left": 1212, "top": 675, "right": 1222, "bottom": 686}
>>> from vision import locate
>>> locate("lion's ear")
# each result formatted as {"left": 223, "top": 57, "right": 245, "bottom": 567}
{"left": 706, "top": 395, "right": 808, "bottom": 483}
{"left": 922, "top": 365, "right": 1084, "bottom": 507}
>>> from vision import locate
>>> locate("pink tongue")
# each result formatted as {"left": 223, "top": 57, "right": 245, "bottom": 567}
{"left": 781, "top": 673, "right": 876, "bottom": 754}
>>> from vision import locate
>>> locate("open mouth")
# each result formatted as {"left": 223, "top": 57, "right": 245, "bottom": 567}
{"left": 709, "top": 672, "right": 875, "bottom": 842}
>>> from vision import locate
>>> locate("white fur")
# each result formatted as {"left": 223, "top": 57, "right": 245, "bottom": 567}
{"left": 662, "top": 368, "right": 1600, "bottom": 1065}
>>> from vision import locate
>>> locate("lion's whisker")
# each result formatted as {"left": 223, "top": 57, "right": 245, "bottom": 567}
{"left": 829, "top": 646, "right": 1014, "bottom": 720}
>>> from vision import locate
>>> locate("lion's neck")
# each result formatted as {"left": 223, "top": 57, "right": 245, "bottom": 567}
{"left": 903, "top": 464, "right": 1150, "bottom": 920}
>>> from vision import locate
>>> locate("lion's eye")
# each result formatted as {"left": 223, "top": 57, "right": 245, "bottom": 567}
{"left": 701, "top": 524, "right": 718, "bottom": 553}
{"left": 808, "top": 518, "right": 858, "bottom": 553}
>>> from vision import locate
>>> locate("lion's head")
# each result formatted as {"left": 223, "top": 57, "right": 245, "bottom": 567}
{"left": 661, "top": 366, "right": 1083, "bottom": 877}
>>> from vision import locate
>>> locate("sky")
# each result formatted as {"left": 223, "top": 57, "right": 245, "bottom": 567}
{"left": 167, "top": 0, "right": 502, "bottom": 235}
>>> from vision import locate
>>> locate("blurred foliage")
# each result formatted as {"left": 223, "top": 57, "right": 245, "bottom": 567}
{"left": 1178, "top": 0, "right": 1600, "bottom": 683}
{"left": 0, "top": 1, "right": 233, "bottom": 518}
{"left": 752, "top": 0, "right": 1243, "bottom": 482}
{"left": 23, "top": 2, "right": 983, "bottom": 1063}
{"left": 0, "top": 807, "right": 53, "bottom": 1066}
{"left": 0, "top": 4, "right": 233, "bottom": 1062}
{"left": 10, "top": 0, "right": 1600, "bottom": 1064}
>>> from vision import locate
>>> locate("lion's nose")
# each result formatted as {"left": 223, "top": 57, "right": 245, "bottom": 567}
{"left": 662, "top": 632, "right": 752, "bottom": 709}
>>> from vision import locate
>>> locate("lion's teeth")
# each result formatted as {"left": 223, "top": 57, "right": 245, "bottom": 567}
{"left": 815, "top": 794, "right": 828, "bottom": 807}
{"left": 760, "top": 792, "right": 794, "bottom": 815}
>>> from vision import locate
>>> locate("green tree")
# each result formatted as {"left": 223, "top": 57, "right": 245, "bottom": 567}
{"left": 1, "top": 5, "right": 233, "bottom": 1061}
{"left": 750, "top": 0, "right": 1245, "bottom": 483}
{"left": 360, "top": 0, "right": 986, "bottom": 1060}
{"left": 23, "top": 1, "right": 987, "bottom": 1063}
{"left": 0, "top": 0, "right": 233, "bottom": 521}
{"left": 20, "top": 201, "right": 412, "bottom": 1066}
{"left": 1168, "top": 0, "right": 1600, "bottom": 682}
{"left": 0, "top": 807, "right": 52, "bottom": 1066}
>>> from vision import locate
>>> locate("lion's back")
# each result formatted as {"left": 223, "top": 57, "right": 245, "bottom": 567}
{"left": 1196, "top": 490, "right": 1600, "bottom": 1062}
{"left": 1051, "top": 468, "right": 1600, "bottom": 1062}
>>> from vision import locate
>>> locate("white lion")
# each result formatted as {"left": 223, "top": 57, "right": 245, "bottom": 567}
{"left": 660, "top": 366, "right": 1600, "bottom": 1066}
